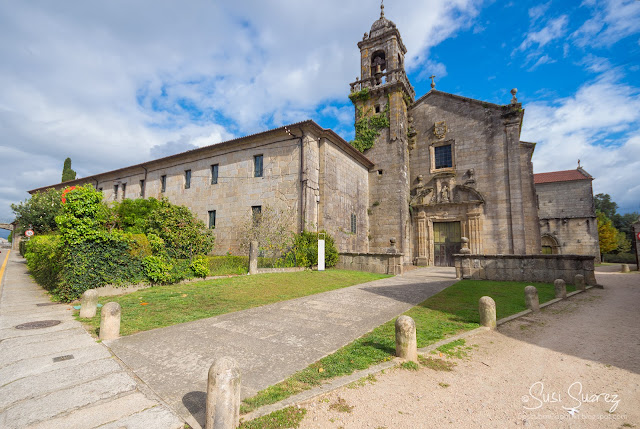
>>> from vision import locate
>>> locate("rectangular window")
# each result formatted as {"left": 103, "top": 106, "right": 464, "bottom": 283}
{"left": 185, "top": 170, "right": 191, "bottom": 189}
{"left": 254, "top": 155, "right": 263, "bottom": 178}
{"left": 208, "top": 210, "right": 216, "bottom": 229}
{"left": 121, "top": 183, "right": 126, "bottom": 199}
{"left": 98, "top": 187, "right": 103, "bottom": 192}
{"left": 161, "top": 175, "right": 167, "bottom": 193}
{"left": 114, "top": 184, "right": 119, "bottom": 200}
{"left": 350, "top": 213, "right": 357, "bottom": 234}
{"left": 211, "top": 164, "right": 219, "bottom": 184}
{"left": 252, "top": 205, "right": 262, "bottom": 225}
{"left": 434, "top": 144, "right": 453, "bottom": 169}
{"left": 140, "top": 180, "right": 145, "bottom": 198}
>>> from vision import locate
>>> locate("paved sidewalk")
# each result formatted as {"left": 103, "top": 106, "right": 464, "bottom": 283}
{"left": 108, "top": 265, "right": 457, "bottom": 428}
{"left": 0, "top": 251, "right": 184, "bottom": 429}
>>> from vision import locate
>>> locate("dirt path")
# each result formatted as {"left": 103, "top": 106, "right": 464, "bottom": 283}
{"left": 299, "top": 268, "right": 640, "bottom": 428}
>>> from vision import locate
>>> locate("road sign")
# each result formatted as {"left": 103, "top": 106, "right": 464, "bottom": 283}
{"left": 637, "top": 231, "right": 640, "bottom": 241}
{"left": 25, "top": 229, "right": 34, "bottom": 238}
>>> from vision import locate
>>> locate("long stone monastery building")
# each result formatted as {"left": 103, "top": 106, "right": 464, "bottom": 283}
{"left": 30, "top": 6, "right": 597, "bottom": 266}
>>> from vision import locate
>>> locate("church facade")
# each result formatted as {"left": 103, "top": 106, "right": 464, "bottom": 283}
{"left": 31, "top": 7, "right": 556, "bottom": 267}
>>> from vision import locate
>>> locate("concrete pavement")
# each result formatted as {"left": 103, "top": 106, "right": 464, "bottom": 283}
{"left": 108, "top": 266, "right": 458, "bottom": 428}
{"left": 0, "top": 250, "right": 184, "bottom": 429}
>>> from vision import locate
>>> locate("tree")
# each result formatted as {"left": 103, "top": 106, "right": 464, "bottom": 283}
{"left": 597, "top": 211, "right": 619, "bottom": 260}
{"left": 594, "top": 193, "right": 618, "bottom": 221}
{"left": 61, "top": 157, "right": 77, "bottom": 182}
{"left": 238, "top": 204, "right": 294, "bottom": 258}
{"left": 11, "top": 188, "right": 63, "bottom": 234}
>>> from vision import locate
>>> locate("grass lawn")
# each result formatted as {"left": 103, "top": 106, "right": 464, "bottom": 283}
{"left": 76, "top": 270, "right": 389, "bottom": 336}
{"left": 240, "top": 279, "right": 575, "bottom": 414}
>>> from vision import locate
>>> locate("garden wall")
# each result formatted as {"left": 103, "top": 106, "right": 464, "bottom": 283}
{"left": 336, "top": 252, "right": 403, "bottom": 275}
{"left": 454, "top": 254, "right": 597, "bottom": 285}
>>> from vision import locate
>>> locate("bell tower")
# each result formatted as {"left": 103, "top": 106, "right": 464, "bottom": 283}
{"left": 349, "top": 2, "right": 415, "bottom": 257}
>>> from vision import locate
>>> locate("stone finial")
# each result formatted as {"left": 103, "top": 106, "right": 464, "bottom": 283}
{"left": 554, "top": 279, "right": 567, "bottom": 299}
{"left": 479, "top": 296, "right": 497, "bottom": 329}
{"left": 524, "top": 286, "right": 540, "bottom": 312}
{"left": 510, "top": 88, "right": 518, "bottom": 104}
{"left": 79, "top": 289, "right": 99, "bottom": 318}
{"left": 380, "top": 0, "right": 385, "bottom": 18}
{"left": 459, "top": 237, "right": 471, "bottom": 254}
{"left": 395, "top": 315, "right": 418, "bottom": 363}
{"left": 206, "top": 357, "right": 241, "bottom": 429}
{"left": 363, "top": 32, "right": 368, "bottom": 40}
{"left": 429, "top": 75, "right": 436, "bottom": 89}
{"left": 248, "top": 241, "right": 258, "bottom": 275}
{"left": 99, "top": 302, "right": 121, "bottom": 341}
{"left": 574, "top": 274, "right": 586, "bottom": 291}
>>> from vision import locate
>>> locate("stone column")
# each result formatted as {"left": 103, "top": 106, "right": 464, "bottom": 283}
{"left": 574, "top": 274, "right": 585, "bottom": 291}
{"left": 479, "top": 296, "right": 496, "bottom": 329}
{"left": 206, "top": 357, "right": 241, "bottom": 429}
{"left": 99, "top": 302, "right": 121, "bottom": 341}
{"left": 415, "top": 212, "right": 428, "bottom": 266}
{"left": 554, "top": 279, "right": 567, "bottom": 299}
{"left": 524, "top": 286, "right": 539, "bottom": 312}
{"left": 248, "top": 241, "right": 258, "bottom": 275}
{"left": 395, "top": 315, "right": 418, "bottom": 362}
{"left": 79, "top": 289, "right": 99, "bottom": 318}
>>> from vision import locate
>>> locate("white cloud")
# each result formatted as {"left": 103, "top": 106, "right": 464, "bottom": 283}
{"left": 522, "top": 74, "right": 640, "bottom": 213}
{"left": 573, "top": 0, "right": 640, "bottom": 47}
{"left": 518, "top": 15, "right": 569, "bottom": 52}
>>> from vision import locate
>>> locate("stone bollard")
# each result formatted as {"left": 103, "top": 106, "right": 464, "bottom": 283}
{"left": 478, "top": 296, "right": 496, "bottom": 329}
{"left": 395, "top": 315, "right": 418, "bottom": 363}
{"left": 554, "top": 279, "right": 567, "bottom": 299}
{"left": 248, "top": 241, "right": 258, "bottom": 275}
{"left": 206, "top": 357, "right": 241, "bottom": 429}
{"left": 524, "top": 286, "right": 539, "bottom": 312}
{"left": 574, "top": 274, "right": 586, "bottom": 291}
{"left": 621, "top": 264, "right": 630, "bottom": 273}
{"left": 99, "top": 302, "right": 121, "bottom": 341}
{"left": 79, "top": 289, "right": 99, "bottom": 318}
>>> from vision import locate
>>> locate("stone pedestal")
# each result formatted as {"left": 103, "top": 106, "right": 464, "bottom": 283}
{"left": 79, "top": 289, "right": 99, "bottom": 318}
{"left": 206, "top": 357, "right": 241, "bottom": 429}
{"left": 99, "top": 302, "right": 121, "bottom": 341}
{"left": 524, "top": 286, "right": 539, "bottom": 312}
{"left": 479, "top": 296, "right": 496, "bottom": 329}
{"left": 395, "top": 315, "right": 418, "bottom": 363}
{"left": 554, "top": 279, "right": 567, "bottom": 299}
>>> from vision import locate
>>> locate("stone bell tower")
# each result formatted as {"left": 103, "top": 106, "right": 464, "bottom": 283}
{"left": 349, "top": 3, "right": 415, "bottom": 256}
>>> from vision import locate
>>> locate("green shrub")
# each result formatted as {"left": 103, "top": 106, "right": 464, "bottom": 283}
{"left": 56, "top": 185, "right": 111, "bottom": 245}
{"left": 114, "top": 198, "right": 161, "bottom": 233}
{"left": 209, "top": 255, "right": 249, "bottom": 276}
{"left": 142, "top": 255, "right": 174, "bottom": 284}
{"left": 146, "top": 199, "right": 215, "bottom": 259}
{"left": 128, "top": 234, "right": 152, "bottom": 259}
{"left": 24, "top": 235, "right": 63, "bottom": 291}
{"left": 11, "top": 188, "right": 63, "bottom": 235}
{"left": 603, "top": 253, "right": 636, "bottom": 264}
{"left": 190, "top": 255, "right": 210, "bottom": 278}
{"left": 292, "top": 230, "right": 338, "bottom": 268}
{"left": 19, "top": 237, "right": 29, "bottom": 257}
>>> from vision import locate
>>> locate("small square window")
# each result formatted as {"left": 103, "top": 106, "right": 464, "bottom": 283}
{"left": 185, "top": 170, "right": 191, "bottom": 189}
{"left": 254, "top": 155, "right": 263, "bottom": 178}
{"left": 211, "top": 164, "right": 219, "bottom": 185}
{"left": 161, "top": 175, "right": 167, "bottom": 193}
{"left": 375, "top": 105, "right": 381, "bottom": 113}
{"left": 434, "top": 144, "right": 453, "bottom": 169}
{"left": 140, "top": 180, "right": 145, "bottom": 198}
{"left": 208, "top": 210, "right": 216, "bottom": 229}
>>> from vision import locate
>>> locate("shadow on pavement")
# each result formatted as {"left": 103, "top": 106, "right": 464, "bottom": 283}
{"left": 182, "top": 391, "right": 206, "bottom": 428}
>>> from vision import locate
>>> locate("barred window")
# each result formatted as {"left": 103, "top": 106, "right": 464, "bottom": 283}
{"left": 161, "top": 175, "right": 167, "bottom": 193}
{"left": 434, "top": 144, "right": 452, "bottom": 169}
{"left": 208, "top": 210, "right": 216, "bottom": 229}
{"left": 350, "top": 213, "right": 357, "bottom": 234}
{"left": 211, "top": 164, "right": 219, "bottom": 184}
{"left": 185, "top": 170, "right": 192, "bottom": 189}
{"left": 254, "top": 155, "right": 263, "bottom": 177}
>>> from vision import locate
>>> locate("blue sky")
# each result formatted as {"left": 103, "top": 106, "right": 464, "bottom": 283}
{"left": 1, "top": 0, "right": 639, "bottom": 229}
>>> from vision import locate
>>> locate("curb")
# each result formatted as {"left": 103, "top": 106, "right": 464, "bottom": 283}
{"left": 241, "top": 284, "right": 597, "bottom": 423}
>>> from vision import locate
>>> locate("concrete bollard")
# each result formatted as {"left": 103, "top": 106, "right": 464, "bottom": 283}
{"left": 554, "top": 279, "right": 567, "bottom": 299}
{"left": 395, "top": 315, "right": 418, "bottom": 363}
{"left": 524, "top": 286, "right": 539, "bottom": 312}
{"left": 248, "top": 241, "right": 258, "bottom": 275}
{"left": 621, "top": 264, "right": 630, "bottom": 273}
{"left": 479, "top": 296, "right": 496, "bottom": 329}
{"left": 79, "top": 289, "right": 99, "bottom": 318}
{"left": 99, "top": 302, "right": 121, "bottom": 341}
{"left": 206, "top": 357, "right": 241, "bottom": 429}
{"left": 574, "top": 274, "right": 586, "bottom": 291}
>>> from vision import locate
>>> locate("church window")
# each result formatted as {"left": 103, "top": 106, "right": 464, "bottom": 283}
{"left": 434, "top": 145, "right": 453, "bottom": 169}
{"left": 350, "top": 213, "right": 357, "bottom": 234}
{"left": 161, "top": 175, "right": 167, "bottom": 193}
{"left": 208, "top": 210, "right": 216, "bottom": 229}
{"left": 211, "top": 164, "right": 219, "bottom": 184}
{"left": 254, "top": 155, "right": 263, "bottom": 177}
{"left": 185, "top": 170, "right": 191, "bottom": 189}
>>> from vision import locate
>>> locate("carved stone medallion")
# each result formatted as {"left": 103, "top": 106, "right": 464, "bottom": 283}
{"left": 434, "top": 121, "right": 447, "bottom": 139}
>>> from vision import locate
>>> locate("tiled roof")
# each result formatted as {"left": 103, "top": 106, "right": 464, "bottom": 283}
{"left": 534, "top": 168, "right": 592, "bottom": 184}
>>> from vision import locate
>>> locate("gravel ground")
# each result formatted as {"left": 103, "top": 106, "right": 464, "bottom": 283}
{"left": 299, "top": 267, "right": 640, "bottom": 429}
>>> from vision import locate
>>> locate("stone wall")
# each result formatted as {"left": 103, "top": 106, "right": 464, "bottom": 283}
{"left": 336, "top": 252, "right": 403, "bottom": 275}
{"left": 454, "top": 254, "right": 597, "bottom": 285}
{"left": 536, "top": 178, "right": 599, "bottom": 259}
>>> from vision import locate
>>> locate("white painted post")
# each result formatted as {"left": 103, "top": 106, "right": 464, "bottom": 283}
{"left": 318, "top": 233, "right": 325, "bottom": 271}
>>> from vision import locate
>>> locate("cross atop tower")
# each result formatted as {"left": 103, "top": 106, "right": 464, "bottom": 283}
{"left": 380, "top": 0, "right": 385, "bottom": 18}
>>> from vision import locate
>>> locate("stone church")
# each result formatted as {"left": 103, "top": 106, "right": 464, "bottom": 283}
{"left": 31, "top": 6, "right": 596, "bottom": 268}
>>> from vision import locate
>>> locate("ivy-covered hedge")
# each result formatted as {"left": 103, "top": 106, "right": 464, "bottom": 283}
{"left": 292, "top": 230, "right": 339, "bottom": 268}
{"left": 24, "top": 235, "right": 63, "bottom": 292}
